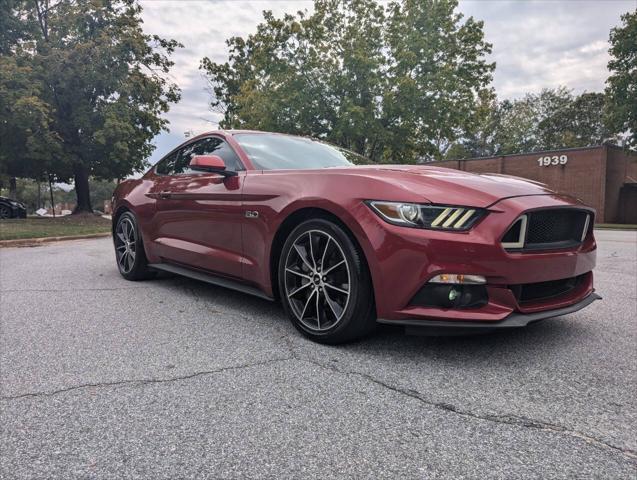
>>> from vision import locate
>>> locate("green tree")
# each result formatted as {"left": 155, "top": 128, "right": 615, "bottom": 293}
{"left": 201, "top": 0, "right": 494, "bottom": 162}
{"left": 0, "top": 0, "right": 37, "bottom": 55}
{"left": 0, "top": 0, "right": 181, "bottom": 212}
{"left": 1, "top": 1, "right": 57, "bottom": 198}
{"left": 447, "top": 88, "right": 614, "bottom": 158}
{"left": 202, "top": 0, "right": 388, "bottom": 160}
{"left": 496, "top": 88, "right": 575, "bottom": 154}
{"left": 384, "top": 0, "right": 494, "bottom": 161}
{"left": 445, "top": 88, "right": 500, "bottom": 159}
{"left": 606, "top": 10, "right": 637, "bottom": 149}
{"left": 0, "top": 53, "right": 59, "bottom": 198}
{"left": 541, "top": 92, "right": 612, "bottom": 148}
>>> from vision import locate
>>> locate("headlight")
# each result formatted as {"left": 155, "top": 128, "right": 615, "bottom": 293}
{"left": 367, "top": 201, "right": 485, "bottom": 231}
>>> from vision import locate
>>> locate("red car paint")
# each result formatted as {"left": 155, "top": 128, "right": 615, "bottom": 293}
{"left": 113, "top": 130, "right": 597, "bottom": 325}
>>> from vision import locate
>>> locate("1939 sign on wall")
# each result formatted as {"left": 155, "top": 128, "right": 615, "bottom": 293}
{"left": 538, "top": 155, "right": 568, "bottom": 166}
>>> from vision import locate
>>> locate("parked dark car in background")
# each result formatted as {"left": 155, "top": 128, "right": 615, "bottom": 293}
{"left": 0, "top": 196, "right": 27, "bottom": 219}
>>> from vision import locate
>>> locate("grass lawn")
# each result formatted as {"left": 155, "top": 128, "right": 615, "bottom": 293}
{"left": 0, "top": 214, "right": 112, "bottom": 241}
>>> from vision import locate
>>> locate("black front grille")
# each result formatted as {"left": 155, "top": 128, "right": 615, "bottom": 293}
{"left": 503, "top": 208, "right": 590, "bottom": 251}
{"left": 510, "top": 274, "right": 584, "bottom": 305}
{"left": 526, "top": 210, "right": 589, "bottom": 248}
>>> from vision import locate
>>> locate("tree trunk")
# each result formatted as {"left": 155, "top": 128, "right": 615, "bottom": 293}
{"left": 72, "top": 164, "right": 93, "bottom": 213}
{"left": 8, "top": 177, "right": 17, "bottom": 200}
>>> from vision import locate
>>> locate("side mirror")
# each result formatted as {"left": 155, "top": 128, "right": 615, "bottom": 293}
{"left": 189, "top": 155, "right": 237, "bottom": 176}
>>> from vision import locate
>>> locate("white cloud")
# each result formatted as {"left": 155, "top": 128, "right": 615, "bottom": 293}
{"left": 140, "top": 0, "right": 314, "bottom": 163}
{"left": 459, "top": 0, "right": 632, "bottom": 99}
{"left": 139, "top": 0, "right": 634, "bottom": 164}
{"left": 580, "top": 40, "right": 610, "bottom": 54}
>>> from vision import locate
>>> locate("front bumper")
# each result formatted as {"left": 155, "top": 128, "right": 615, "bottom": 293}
{"left": 378, "top": 292, "right": 601, "bottom": 335}
{"left": 360, "top": 194, "right": 597, "bottom": 324}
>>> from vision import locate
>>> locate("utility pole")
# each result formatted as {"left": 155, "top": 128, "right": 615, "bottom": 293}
{"left": 48, "top": 174, "right": 55, "bottom": 218}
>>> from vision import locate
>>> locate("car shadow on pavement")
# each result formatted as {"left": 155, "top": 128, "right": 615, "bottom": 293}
{"left": 356, "top": 317, "right": 593, "bottom": 364}
{"left": 162, "top": 274, "right": 592, "bottom": 364}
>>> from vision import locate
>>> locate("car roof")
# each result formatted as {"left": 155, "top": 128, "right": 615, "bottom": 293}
{"left": 195, "top": 129, "right": 296, "bottom": 138}
{"left": 225, "top": 129, "right": 272, "bottom": 135}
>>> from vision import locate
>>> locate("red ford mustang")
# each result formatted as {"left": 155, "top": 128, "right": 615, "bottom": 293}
{"left": 112, "top": 130, "right": 599, "bottom": 343}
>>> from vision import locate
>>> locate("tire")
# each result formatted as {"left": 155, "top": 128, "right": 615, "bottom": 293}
{"left": 278, "top": 218, "right": 376, "bottom": 344}
{"left": 113, "top": 211, "right": 156, "bottom": 281}
{"left": 0, "top": 204, "right": 11, "bottom": 219}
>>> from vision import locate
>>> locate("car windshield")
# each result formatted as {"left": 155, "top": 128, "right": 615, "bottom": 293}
{"left": 233, "top": 133, "right": 367, "bottom": 170}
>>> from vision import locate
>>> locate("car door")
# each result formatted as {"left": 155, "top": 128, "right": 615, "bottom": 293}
{"left": 151, "top": 136, "right": 246, "bottom": 279}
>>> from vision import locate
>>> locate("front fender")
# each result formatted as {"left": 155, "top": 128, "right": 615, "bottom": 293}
{"left": 260, "top": 197, "right": 383, "bottom": 302}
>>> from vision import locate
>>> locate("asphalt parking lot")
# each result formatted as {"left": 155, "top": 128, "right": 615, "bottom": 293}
{"left": 1, "top": 230, "right": 635, "bottom": 479}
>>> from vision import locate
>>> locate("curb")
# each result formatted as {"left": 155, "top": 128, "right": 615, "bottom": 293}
{"left": 594, "top": 225, "right": 637, "bottom": 231}
{"left": 0, "top": 232, "right": 111, "bottom": 248}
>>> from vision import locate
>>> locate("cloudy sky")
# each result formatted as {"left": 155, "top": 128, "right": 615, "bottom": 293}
{"left": 139, "top": 0, "right": 635, "bottom": 164}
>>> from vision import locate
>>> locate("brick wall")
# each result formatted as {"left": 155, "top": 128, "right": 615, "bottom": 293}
{"left": 438, "top": 146, "right": 610, "bottom": 222}
{"left": 609, "top": 147, "right": 637, "bottom": 223}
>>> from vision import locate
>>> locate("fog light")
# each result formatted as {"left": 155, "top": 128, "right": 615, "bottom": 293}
{"left": 429, "top": 273, "right": 486, "bottom": 285}
{"left": 410, "top": 284, "right": 489, "bottom": 309}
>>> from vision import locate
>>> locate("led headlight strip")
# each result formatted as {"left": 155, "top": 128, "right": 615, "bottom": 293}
{"left": 431, "top": 207, "right": 477, "bottom": 229}
{"left": 367, "top": 201, "right": 484, "bottom": 231}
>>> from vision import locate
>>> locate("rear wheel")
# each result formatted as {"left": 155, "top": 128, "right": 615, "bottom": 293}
{"left": 113, "top": 212, "right": 155, "bottom": 281}
{"left": 0, "top": 204, "right": 11, "bottom": 219}
{"left": 278, "top": 218, "right": 375, "bottom": 344}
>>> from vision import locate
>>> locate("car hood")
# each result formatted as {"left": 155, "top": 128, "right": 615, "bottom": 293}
{"left": 334, "top": 165, "right": 566, "bottom": 208}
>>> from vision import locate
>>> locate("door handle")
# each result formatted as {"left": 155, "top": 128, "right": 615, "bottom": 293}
{"left": 159, "top": 191, "right": 172, "bottom": 199}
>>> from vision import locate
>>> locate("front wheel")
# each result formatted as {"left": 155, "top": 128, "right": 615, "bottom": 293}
{"left": 278, "top": 218, "right": 376, "bottom": 344}
{"left": 113, "top": 212, "right": 156, "bottom": 281}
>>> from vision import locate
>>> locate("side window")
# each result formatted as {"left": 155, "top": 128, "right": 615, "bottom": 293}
{"left": 156, "top": 139, "right": 214, "bottom": 176}
{"left": 197, "top": 137, "right": 244, "bottom": 172}
{"left": 174, "top": 141, "right": 203, "bottom": 174}
{"left": 155, "top": 150, "right": 179, "bottom": 175}
{"left": 155, "top": 137, "right": 244, "bottom": 176}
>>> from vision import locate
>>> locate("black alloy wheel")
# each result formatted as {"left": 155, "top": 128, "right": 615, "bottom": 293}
{"left": 279, "top": 218, "right": 375, "bottom": 344}
{"left": 113, "top": 212, "right": 155, "bottom": 280}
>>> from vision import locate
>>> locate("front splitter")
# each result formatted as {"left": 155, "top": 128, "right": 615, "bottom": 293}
{"left": 377, "top": 292, "right": 602, "bottom": 336}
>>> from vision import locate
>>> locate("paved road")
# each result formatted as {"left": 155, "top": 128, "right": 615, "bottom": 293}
{"left": 1, "top": 230, "right": 636, "bottom": 479}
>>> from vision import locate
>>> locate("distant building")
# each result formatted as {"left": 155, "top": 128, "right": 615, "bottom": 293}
{"left": 438, "top": 145, "right": 637, "bottom": 224}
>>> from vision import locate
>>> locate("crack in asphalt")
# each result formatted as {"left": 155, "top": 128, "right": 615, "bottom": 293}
{"left": 299, "top": 357, "right": 637, "bottom": 462}
{"left": 0, "top": 357, "right": 292, "bottom": 401}
{"left": 3, "top": 281, "right": 634, "bottom": 465}
{"left": 180, "top": 283, "right": 300, "bottom": 358}
{"left": 158, "top": 288, "right": 637, "bottom": 463}
{"left": 2, "top": 348, "right": 635, "bottom": 463}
